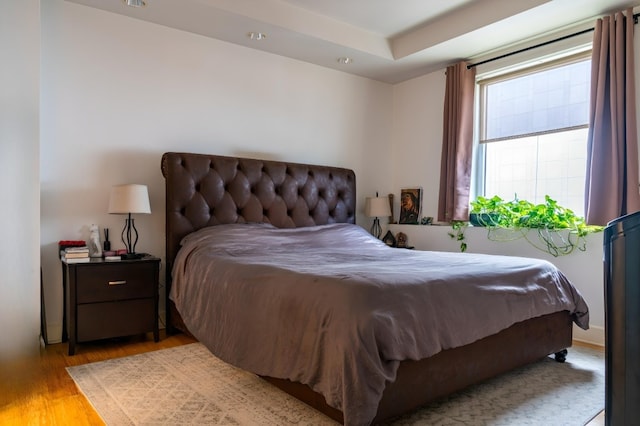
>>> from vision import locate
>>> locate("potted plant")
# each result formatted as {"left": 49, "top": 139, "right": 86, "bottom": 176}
{"left": 469, "top": 195, "right": 504, "bottom": 227}
{"left": 462, "top": 195, "right": 603, "bottom": 256}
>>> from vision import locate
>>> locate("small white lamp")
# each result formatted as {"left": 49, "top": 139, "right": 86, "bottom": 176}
{"left": 108, "top": 184, "right": 151, "bottom": 259}
{"left": 365, "top": 193, "right": 392, "bottom": 239}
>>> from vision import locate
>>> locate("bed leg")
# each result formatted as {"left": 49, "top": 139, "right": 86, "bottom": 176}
{"left": 554, "top": 349, "right": 568, "bottom": 363}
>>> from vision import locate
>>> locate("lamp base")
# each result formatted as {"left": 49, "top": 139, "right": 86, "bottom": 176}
{"left": 120, "top": 253, "right": 146, "bottom": 260}
{"left": 370, "top": 217, "right": 382, "bottom": 239}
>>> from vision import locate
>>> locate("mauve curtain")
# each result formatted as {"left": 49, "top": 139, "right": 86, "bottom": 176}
{"left": 585, "top": 8, "right": 640, "bottom": 225}
{"left": 437, "top": 61, "right": 476, "bottom": 222}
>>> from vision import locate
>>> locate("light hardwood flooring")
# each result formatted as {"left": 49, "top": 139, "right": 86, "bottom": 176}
{"left": 1, "top": 334, "right": 604, "bottom": 425}
{"left": 0, "top": 331, "right": 197, "bottom": 425}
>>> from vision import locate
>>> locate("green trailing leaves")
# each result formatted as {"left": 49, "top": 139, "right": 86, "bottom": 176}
{"left": 447, "top": 220, "right": 468, "bottom": 253}
{"left": 455, "top": 195, "right": 603, "bottom": 256}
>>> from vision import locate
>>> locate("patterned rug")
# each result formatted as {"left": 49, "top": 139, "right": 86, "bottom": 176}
{"left": 66, "top": 343, "right": 604, "bottom": 426}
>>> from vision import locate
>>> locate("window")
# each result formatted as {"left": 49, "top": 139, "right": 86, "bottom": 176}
{"left": 476, "top": 54, "right": 591, "bottom": 216}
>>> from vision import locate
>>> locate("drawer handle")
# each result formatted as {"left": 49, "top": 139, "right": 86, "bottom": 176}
{"left": 109, "top": 280, "right": 127, "bottom": 286}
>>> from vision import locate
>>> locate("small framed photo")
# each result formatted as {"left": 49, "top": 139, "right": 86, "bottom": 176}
{"left": 399, "top": 188, "right": 422, "bottom": 224}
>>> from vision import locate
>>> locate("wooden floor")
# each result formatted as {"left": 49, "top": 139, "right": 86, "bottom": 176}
{"left": 0, "top": 331, "right": 197, "bottom": 425}
{"left": 1, "top": 334, "right": 604, "bottom": 425}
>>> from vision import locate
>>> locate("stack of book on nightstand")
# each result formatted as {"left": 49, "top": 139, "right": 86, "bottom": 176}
{"left": 60, "top": 245, "right": 90, "bottom": 263}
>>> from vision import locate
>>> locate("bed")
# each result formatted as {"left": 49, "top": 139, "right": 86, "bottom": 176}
{"left": 161, "top": 152, "right": 589, "bottom": 426}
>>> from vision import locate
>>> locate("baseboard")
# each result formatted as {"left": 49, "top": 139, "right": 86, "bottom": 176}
{"left": 159, "top": 310, "right": 166, "bottom": 330}
{"left": 573, "top": 324, "right": 604, "bottom": 347}
{"left": 45, "top": 323, "right": 63, "bottom": 344}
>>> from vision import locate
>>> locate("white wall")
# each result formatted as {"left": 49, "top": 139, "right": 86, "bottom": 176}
{"left": 391, "top": 71, "right": 446, "bottom": 221}
{"left": 0, "top": 1, "right": 41, "bottom": 360}
{"left": 40, "top": 1, "right": 394, "bottom": 342}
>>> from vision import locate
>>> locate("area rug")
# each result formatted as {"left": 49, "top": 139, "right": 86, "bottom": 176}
{"left": 66, "top": 343, "right": 604, "bottom": 425}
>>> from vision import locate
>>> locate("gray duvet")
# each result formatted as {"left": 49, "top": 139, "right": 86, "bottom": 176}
{"left": 171, "top": 223, "right": 589, "bottom": 426}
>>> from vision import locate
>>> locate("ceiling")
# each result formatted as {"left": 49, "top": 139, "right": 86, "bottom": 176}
{"left": 66, "top": 0, "right": 640, "bottom": 83}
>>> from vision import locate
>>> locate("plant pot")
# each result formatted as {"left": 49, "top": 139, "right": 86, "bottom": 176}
{"left": 469, "top": 213, "right": 500, "bottom": 227}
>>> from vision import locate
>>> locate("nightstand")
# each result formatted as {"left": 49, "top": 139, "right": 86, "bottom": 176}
{"left": 62, "top": 255, "right": 160, "bottom": 355}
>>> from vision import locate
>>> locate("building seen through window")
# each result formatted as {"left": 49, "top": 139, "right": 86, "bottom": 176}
{"left": 477, "top": 54, "right": 591, "bottom": 216}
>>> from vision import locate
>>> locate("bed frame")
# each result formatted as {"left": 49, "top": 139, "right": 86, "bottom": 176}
{"left": 161, "top": 152, "right": 573, "bottom": 425}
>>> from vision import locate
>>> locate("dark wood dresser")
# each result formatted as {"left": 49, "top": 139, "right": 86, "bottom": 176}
{"left": 62, "top": 255, "right": 160, "bottom": 355}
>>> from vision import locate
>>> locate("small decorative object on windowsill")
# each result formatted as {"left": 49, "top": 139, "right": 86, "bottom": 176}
{"left": 395, "top": 232, "right": 414, "bottom": 249}
{"left": 108, "top": 184, "right": 151, "bottom": 260}
{"left": 421, "top": 216, "right": 434, "bottom": 225}
{"left": 382, "top": 230, "right": 396, "bottom": 247}
{"left": 365, "top": 192, "right": 392, "bottom": 239}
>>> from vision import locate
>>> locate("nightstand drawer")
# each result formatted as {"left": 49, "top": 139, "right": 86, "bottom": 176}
{"left": 63, "top": 255, "right": 160, "bottom": 355}
{"left": 77, "top": 299, "right": 155, "bottom": 341}
{"left": 76, "top": 262, "right": 156, "bottom": 303}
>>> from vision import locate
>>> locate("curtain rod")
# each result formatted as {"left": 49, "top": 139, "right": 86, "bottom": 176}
{"left": 467, "top": 12, "right": 640, "bottom": 69}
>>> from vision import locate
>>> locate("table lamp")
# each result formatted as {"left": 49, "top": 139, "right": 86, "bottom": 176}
{"left": 365, "top": 193, "right": 392, "bottom": 239}
{"left": 108, "top": 184, "right": 151, "bottom": 259}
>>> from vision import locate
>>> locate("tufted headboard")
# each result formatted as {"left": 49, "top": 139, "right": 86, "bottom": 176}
{"left": 161, "top": 152, "right": 357, "bottom": 332}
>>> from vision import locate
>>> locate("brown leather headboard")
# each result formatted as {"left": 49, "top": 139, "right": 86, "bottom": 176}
{"left": 161, "top": 152, "right": 356, "bottom": 332}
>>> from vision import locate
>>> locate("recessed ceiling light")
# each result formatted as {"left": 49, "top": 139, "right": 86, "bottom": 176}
{"left": 337, "top": 57, "right": 353, "bottom": 65}
{"left": 123, "top": 0, "right": 146, "bottom": 7}
{"left": 248, "top": 32, "right": 267, "bottom": 41}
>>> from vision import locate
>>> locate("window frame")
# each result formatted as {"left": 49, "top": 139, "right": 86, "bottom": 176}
{"left": 473, "top": 50, "right": 592, "bottom": 206}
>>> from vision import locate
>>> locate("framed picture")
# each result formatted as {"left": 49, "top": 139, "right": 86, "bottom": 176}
{"left": 399, "top": 188, "right": 422, "bottom": 224}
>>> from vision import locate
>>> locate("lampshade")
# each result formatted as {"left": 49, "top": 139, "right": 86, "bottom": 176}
{"left": 108, "top": 184, "right": 151, "bottom": 214}
{"left": 365, "top": 197, "right": 391, "bottom": 218}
